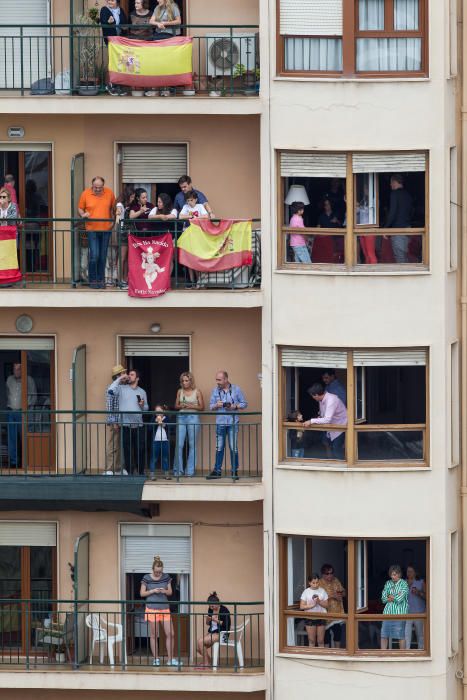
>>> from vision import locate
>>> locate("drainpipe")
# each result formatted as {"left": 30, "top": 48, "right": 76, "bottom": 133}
{"left": 461, "top": 0, "right": 467, "bottom": 695}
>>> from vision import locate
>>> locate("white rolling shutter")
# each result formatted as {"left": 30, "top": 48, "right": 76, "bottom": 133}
{"left": 121, "top": 524, "right": 191, "bottom": 574}
{"left": 121, "top": 144, "right": 188, "bottom": 184}
{"left": 352, "top": 153, "right": 426, "bottom": 173}
{"left": 280, "top": 0, "right": 343, "bottom": 36}
{"left": 0, "top": 521, "right": 56, "bottom": 546}
{"left": 353, "top": 349, "right": 427, "bottom": 366}
{"left": 281, "top": 152, "right": 347, "bottom": 178}
{"left": 0, "top": 337, "right": 54, "bottom": 351}
{"left": 123, "top": 337, "right": 189, "bottom": 357}
{"left": 0, "top": 0, "right": 50, "bottom": 89}
{"left": 282, "top": 348, "right": 347, "bottom": 368}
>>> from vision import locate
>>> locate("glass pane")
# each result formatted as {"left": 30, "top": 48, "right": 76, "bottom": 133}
{"left": 287, "top": 235, "right": 345, "bottom": 265}
{"left": 356, "top": 235, "right": 423, "bottom": 264}
{"left": 355, "top": 173, "right": 377, "bottom": 225}
{"left": 286, "top": 428, "right": 346, "bottom": 461}
{"left": 30, "top": 547, "right": 54, "bottom": 643}
{"left": 356, "top": 38, "right": 422, "bottom": 71}
{"left": 26, "top": 350, "right": 52, "bottom": 433}
{"left": 357, "top": 430, "right": 424, "bottom": 461}
{"left": 355, "top": 367, "right": 365, "bottom": 421}
{"left": 0, "top": 547, "right": 22, "bottom": 650}
{"left": 359, "top": 0, "right": 384, "bottom": 30}
{"left": 357, "top": 618, "right": 426, "bottom": 651}
{"left": 285, "top": 38, "right": 342, "bottom": 72}
{"left": 394, "top": 0, "right": 419, "bottom": 30}
{"left": 293, "top": 618, "right": 347, "bottom": 649}
{"left": 23, "top": 152, "right": 51, "bottom": 277}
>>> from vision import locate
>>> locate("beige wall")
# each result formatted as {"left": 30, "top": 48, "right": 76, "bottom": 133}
{"left": 87, "top": 0, "right": 259, "bottom": 25}
{"left": 0, "top": 115, "right": 260, "bottom": 220}
{"left": 2, "top": 692, "right": 265, "bottom": 700}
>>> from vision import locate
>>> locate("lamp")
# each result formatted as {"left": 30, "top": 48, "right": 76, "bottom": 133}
{"left": 284, "top": 185, "right": 310, "bottom": 206}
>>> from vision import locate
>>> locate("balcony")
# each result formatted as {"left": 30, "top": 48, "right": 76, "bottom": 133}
{"left": 0, "top": 598, "right": 264, "bottom": 684}
{"left": 0, "top": 218, "right": 261, "bottom": 295}
{"left": 0, "top": 24, "right": 259, "bottom": 100}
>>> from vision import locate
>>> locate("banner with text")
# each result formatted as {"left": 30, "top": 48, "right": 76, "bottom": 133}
{"left": 128, "top": 234, "right": 173, "bottom": 298}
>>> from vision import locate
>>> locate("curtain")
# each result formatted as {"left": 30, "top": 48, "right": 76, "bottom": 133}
{"left": 358, "top": 0, "right": 384, "bottom": 30}
{"left": 394, "top": 0, "right": 419, "bottom": 30}
{"left": 285, "top": 38, "right": 342, "bottom": 71}
{"left": 356, "top": 38, "right": 421, "bottom": 71}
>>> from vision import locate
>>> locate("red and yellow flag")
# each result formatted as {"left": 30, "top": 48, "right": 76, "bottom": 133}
{"left": 0, "top": 226, "right": 21, "bottom": 285}
{"left": 108, "top": 36, "right": 193, "bottom": 88}
{"left": 177, "top": 220, "right": 252, "bottom": 272}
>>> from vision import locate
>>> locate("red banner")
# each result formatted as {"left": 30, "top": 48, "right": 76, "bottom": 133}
{"left": 128, "top": 234, "right": 173, "bottom": 298}
{"left": 0, "top": 226, "right": 22, "bottom": 285}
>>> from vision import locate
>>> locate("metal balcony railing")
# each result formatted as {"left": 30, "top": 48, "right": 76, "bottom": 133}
{"left": 0, "top": 25, "right": 259, "bottom": 97}
{"left": 0, "top": 599, "right": 264, "bottom": 670}
{"left": 0, "top": 410, "right": 262, "bottom": 480}
{"left": 0, "top": 218, "right": 261, "bottom": 290}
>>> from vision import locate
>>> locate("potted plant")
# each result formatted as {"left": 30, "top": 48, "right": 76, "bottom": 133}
{"left": 75, "top": 11, "right": 103, "bottom": 96}
{"left": 233, "top": 63, "right": 260, "bottom": 96}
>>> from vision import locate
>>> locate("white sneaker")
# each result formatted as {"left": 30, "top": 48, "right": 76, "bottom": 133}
{"left": 166, "top": 658, "right": 183, "bottom": 666}
{"left": 152, "top": 657, "right": 160, "bottom": 666}
{"left": 144, "top": 90, "right": 159, "bottom": 97}
{"left": 160, "top": 89, "right": 171, "bottom": 97}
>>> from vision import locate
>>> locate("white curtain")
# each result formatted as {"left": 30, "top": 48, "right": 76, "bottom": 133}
{"left": 394, "top": 0, "right": 419, "bottom": 30}
{"left": 285, "top": 38, "right": 342, "bottom": 71}
{"left": 356, "top": 38, "right": 421, "bottom": 71}
{"left": 359, "top": 0, "right": 384, "bottom": 30}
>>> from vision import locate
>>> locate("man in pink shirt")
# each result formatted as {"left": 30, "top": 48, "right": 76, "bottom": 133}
{"left": 303, "top": 382, "right": 347, "bottom": 460}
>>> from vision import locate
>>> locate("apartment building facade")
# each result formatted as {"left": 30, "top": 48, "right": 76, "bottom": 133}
{"left": 0, "top": 0, "right": 464, "bottom": 699}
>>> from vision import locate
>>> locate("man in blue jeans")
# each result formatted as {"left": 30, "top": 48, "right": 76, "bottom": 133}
{"left": 78, "top": 177, "right": 116, "bottom": 289}
{"left": 206, "top": 370, "right": 247, "bottom": 481}
{"left": 6, "top": 362, "right": 37, "bottom": 467}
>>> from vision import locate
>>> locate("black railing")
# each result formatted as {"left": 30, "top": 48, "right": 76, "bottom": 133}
{"left": 0, "top": 599, "right": 264, "bottom": 670}
{"left": 0, "top": 218, "right": 261, "bottom": 290}
{"left": 0, "top": 25, "right": 259, "bottom": 97}
{"left": 0, "top": 410, "right": 262, "bottom": 480}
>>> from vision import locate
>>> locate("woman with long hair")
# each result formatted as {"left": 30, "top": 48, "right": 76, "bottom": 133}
{"left": 174, "top": 371, "right": 204, "bottom": 477}
{"left": 140, "top": 555, "right": 181, "bottom": 666}
{"left": 129, "top": 188, "right": 155, "bottom": 233}
{"left": 146, "top": 0, "right": 182, "bottom": 96}
{"left": 115, "top": 185, "right": 135, "bottom": 288}
{"left": 130, "top": 0, "right": 153, "bottom": 40}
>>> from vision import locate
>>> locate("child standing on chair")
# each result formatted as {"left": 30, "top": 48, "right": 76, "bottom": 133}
{"left": 149, "top": 404, "right": 171, "bottom": 481}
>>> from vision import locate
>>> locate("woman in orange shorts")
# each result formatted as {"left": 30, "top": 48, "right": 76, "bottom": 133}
{"left": 140, "top": 555, "right": 181, "bottom": 666}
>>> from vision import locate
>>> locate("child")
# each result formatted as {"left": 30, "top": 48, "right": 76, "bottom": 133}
{"left": 149, "top": 404, "right": 171, "bottom": 481}
{"left": 299, "top": 573, "right": 328, "bottom": 648}
{"left": 179, "top": 190, "right": 209, "bottom": 220}
{"left": 287, "top": 410, "right": 305, "bottom": 458}
{"left": 289, "top": 201, "right": 312, "bottom": 264}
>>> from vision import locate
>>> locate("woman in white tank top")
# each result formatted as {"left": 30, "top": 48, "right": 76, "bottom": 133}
{"left": 173, "top": 371, "right": 204, "bottom": 476}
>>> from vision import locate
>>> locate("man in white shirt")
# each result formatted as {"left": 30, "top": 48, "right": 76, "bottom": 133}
{"left": 303, "top": 382, "right": 347, "bottom": 460}
{"left": 5, "top": 362, "right": 37, "bottom": 467}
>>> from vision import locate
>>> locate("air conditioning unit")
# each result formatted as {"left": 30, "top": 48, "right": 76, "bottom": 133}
{"left": 206, "top": 33, "right": 257, "bottom": 77}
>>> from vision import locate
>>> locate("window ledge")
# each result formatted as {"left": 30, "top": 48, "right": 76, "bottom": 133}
{"left": 277, "top": 651, "right": 432, "bottom": 662}
{"left": 276, "top": 462, "right": 431, "bottom": 473}
{"left": 275, "top": 267, "right": 430, "bottom": 277}
{"left": 274, "top": 76, "right": 430, "bottom": 84}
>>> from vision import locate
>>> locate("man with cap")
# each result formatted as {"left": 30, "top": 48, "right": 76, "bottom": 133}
{"left": 106, "top": 364, "right": 126, "bottom": 473}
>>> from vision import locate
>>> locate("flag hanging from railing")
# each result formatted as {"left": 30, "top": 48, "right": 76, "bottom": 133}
{"left": 0, "top": 226, "right": 22, "bottom": 285}
{"left": 177, "top": 220, "right": 252, "bottom": 272}
{"left": 128, "top": 233, "right": 173, "bottom": 298}
{"left": 108, "top": 36, "right": 193, "bottom": 88}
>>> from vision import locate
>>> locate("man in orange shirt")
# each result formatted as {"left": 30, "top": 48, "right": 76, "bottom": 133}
{"left": 78, "top": 176, "right": 116, "bottom": 289}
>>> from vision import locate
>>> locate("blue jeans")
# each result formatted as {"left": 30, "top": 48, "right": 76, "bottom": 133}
{"left": 7, "top": 410, "right": 21, "bottom": 466}
{"left": 291, "top": 448, "right": 305, "bottom": 458}
{"left": 292, "top": 245, "right": 311, "bottom": 264}
{"left": 331, "top": 433, "right": 345, "bottom": 460}
{"left": 174, "top": 414, "right": 200, "bottom": 476}
{"left": 88, "top": 230, "right": 111, "bottom": 285}
{"left": 149, "top": 440, "right": 169, "bottom": 473}
{"left": 391, "top": 235, "right": 409, "bottom": 264}
{"left": 214, "top": 424, "right": 239, "bottom": 475}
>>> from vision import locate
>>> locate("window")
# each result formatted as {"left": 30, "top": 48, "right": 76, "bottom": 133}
{"left": 450, "top": 342, "right": 460, "bottom": 467}
{"left": 279, "top": 535, "right": 429, "bottom": 656}
{"left": 279, "top": 151, "right": 428, "bottom": 270}
{"left": 280, "top": 347, "right": 428, "bottom": 466}
{"left": 450, "top": 147, "right": 459, "bottom": 270}
{"left": 450, "top": 531, "right": 459, "bottom": 655}
{"left": 278, "top": 0, "right": 427, "bottom": 77}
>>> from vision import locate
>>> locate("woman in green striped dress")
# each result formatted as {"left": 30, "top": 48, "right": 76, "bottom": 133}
{"left": 380, "top": 564, "right": 409, "bottom": 650}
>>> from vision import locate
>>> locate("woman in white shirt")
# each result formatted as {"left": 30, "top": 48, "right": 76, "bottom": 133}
{"left": 299, "top": 573, "right": 328, "bottom": 648}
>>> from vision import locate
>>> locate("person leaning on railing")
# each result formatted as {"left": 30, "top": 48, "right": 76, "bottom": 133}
{"left": 0, "top": 188, "right": 18, "bottom": 226}
{"left": 78, "top": 177, "right": 116, "bottom": 289}
{"left": 145, "top": 0, "right": 182, "bottom": 97}
{"left": 100, "top": 0, "right": 129, "bottom": 96}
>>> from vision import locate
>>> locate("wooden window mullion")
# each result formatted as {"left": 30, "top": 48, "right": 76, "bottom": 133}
{"left": 385, "top": 0, "right": 395, "bottom": 32}
{"left": 347, "top": 540, "right": 356, "bottom": 653}
{"left": 342, "top": 1, "right": 356, "bottom": 76}
{"left": 345, "top": 154, "right": 354, "bottom": 267}
{"left": 279, "top": 537, "right": 288, "bottom": 651}
{"left": 346, "top": 351, "right": 355, "bottom": 466}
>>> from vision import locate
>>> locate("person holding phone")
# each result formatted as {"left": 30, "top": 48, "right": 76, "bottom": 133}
{"left": 300, "top": 574, "right": 329, "bottom": 648}
{"left": 129, "top": 188, "right": 155, "bottom": 234}
{"left": 107, "top": 368, "right": 148, "bottom": 474}
{"left": 207, "top": 370, "right": 247, "bottom": 481}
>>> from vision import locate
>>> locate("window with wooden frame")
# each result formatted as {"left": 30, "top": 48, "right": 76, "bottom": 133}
{"left": 279, "top": 151, "right": 428, "bottom": 270}
{"left": 278, "top": 0, "right": 428, "bottom": 77}
{"left": 279, "top": 535, "right": 429, "bottom": 656}
{"left": 280, "top": 347, "right": 428, "bottom": 467}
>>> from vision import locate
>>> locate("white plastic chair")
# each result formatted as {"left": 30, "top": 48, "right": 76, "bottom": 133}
{"left": 212, "top": 619, "right": 249, "bottom": 669}
{"left": 86, "top": 613, "right": 126, "bottom": 666}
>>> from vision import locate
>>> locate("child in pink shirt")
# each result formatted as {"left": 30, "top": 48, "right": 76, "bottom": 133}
{"left": 289, "top": 202, "right": 311, "bottom": 263}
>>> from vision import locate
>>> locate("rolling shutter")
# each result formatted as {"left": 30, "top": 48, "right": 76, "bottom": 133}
{"left": 280, "top": 0, "right": 343, "bottom": 36}
{"left": 0, "top": 337, "right": 54, "bottom": 351}
{"left": 353, "top": 349, "right": 427, "bottom": 366}
{"left": 281, "top": 152, "right": 347, "bottom": 178}
{"left": 121, "top": 524, "right": 191, "bottom": 574}
{"left": 352, "top": 153, "right": 426, "bottom": 173}
{"left": 123, "top": 337, "right": 189, "bottom": 357}
{"left": 282, "top": 348, "right": 347, "bottom": 368}
{"left": 0, "top": 521, "right": 56, "bottom": 546}
{"left": 0, "top": 0, "right": 50, "bottom": 89}
{"left": 121, "top": 144, "right": 187, "bottom": 183}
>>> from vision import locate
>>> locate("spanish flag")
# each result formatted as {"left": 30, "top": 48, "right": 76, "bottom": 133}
{"left": 177, "top": 220, "right": 252, "bottom": 272}
{"left": 108, "top": 36, "right": 193, "bottom": 88}
{"left": 0, "top": 226, "right": 21, "bottom": 285}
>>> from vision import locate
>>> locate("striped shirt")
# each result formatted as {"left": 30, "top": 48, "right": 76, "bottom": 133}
{"left": 106, "top": 383, "right": 120, "bottom": 425}
{"left": 381, "top": 578, "right": 409, "bottom": 615}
